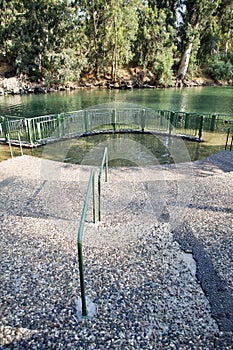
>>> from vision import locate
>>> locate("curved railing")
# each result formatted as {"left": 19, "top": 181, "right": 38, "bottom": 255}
{"left": 1, "top": 108, "right": 233, "bottom": 146}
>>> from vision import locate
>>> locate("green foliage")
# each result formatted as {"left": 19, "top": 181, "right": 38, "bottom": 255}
{"left": 135, "top": 6, "right": 175, "bottom": 86}
{"left": 177, "top": 0, "right": 222, "bottom": 78}
{"left": 44, "top": 49, "right": 87, "bottom": 84}
{"left": 0, "top": 0, "right": 233, "bottom": 84}
{"left": 204, "top": 54, "right": 233, "bottom": 81}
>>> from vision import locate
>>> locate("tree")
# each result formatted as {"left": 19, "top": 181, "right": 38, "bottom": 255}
{"left": 217, "top": 0, "right": 233, "bottom": 54}
{"left": 149, "top": 0, "right": 179, "bottom": 28}
{"left": 0, "top": 0, "right": 25, "bottom": 70}
{"left": 135, "top": 3, "right": 176, "bottom": 86}
{"left": 177, "top": 0, "right": 221, "bottom": 79}
{"left": 105, "top": 0, "right": 138, "bottom": 81}
{"left": 1, "top": 0, "right": 232, "bottom": 84}
{"left": 80, "top": 0, "right": 138, "bottom": 81}
{"left": 15, "top": 0, "right": 74, "bottom": 76}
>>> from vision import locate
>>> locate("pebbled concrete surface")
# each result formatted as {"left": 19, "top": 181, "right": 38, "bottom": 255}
{"left": 0, "top": 152, "right": 232, "bottom": 349}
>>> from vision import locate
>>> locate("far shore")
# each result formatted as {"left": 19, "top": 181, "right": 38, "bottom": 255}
{"left": 0, "top": 73, "right": 232, "bottom": 97}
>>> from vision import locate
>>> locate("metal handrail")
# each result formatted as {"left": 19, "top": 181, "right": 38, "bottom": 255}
{"left": 77, "top": 148, "right": 108, "bottom": 317}
{"left": 77, "top": 168, "right": 96, "bottom": 317}
{"left": 98, "top": 147, "right": 108, "bottom": 221}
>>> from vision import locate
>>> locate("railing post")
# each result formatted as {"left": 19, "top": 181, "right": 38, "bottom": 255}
{"left": 6, "top": 133, "right": 13, "bottom": 158}
{"left": 26, "top": 118, "right": 33, "bottom": 145}
{"left": 210, "top": 114, "right": 216, "bottom": 132}
{"left": 184, "top": 113, "right": 189, "bottom": 129}
{"left": 141, "top": 109, "right": 146, "bottom": 132}
{"left": 56, "top": 114, "right": 62, "bottom": 138}
{"left": 84, "top": 110, "right": 89, "bottom": 132}
{"left": 18, "top": 132, "right": 23, "bottom": 156}
{"left": 198, "top": 115, "right": 204, "bottom": 141}
{"left": 169, "top": 112, "right": 175, "bottom": 135}
{"left": 112, "top": 109, "right": 116, "bottom": 131}
{"left": 230, "top": 136, "right": 233, "bottom": 151}
{"left": 225, "top": 127, "right": 230, "bottom": 150}
{"left": 37, "top": 122, "right": 42, "bottom": 140}
{"left": 2, "top": 117, "right": 8, "bottom": 142}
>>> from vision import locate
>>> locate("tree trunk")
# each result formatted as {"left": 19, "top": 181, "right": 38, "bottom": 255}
{"left": 225, "top": 9, "right": 233, "bottom": 53}
{"left": 111, "top": 11, "right": 118, "bottom": 82}
{"left": 178, "top": 41, "right": 193, "bottom": 79}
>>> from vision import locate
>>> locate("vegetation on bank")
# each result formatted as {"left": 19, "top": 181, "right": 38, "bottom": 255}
{"left": 0, "top": 0, "right": 233, "bottom": 88}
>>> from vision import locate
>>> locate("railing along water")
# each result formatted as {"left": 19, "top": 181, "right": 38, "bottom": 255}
{"left": 77, "top": 148, "right": 109, "bottom": 317}
{"left": 1, "top": 108, "right": 233, "bottom": 146}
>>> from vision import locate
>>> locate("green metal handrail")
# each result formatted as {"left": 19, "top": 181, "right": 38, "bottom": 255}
{"left": 77, "top": 148, "right": 108, "bottom": 317}
{"left": 77, "top": 168, "right": 96, "bottom": 317}
{"left": 98, "top": 147, "right": 108, "bottom": 221}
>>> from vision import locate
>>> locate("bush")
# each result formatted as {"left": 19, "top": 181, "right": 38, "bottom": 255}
{"left": 204, "top": 54, "right": 233, "bottom": 81}
{"left": 44, "top": 49, "right": 87, "bottom": 85}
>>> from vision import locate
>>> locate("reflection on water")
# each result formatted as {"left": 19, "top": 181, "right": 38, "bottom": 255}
{"left": 0, "top": 132, "right": 227, "bottom": 165}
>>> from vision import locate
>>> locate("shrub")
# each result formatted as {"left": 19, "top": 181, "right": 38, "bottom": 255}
{"left": 204, "top": 54, "right": 233, "bottom": 81}
{"left": 44, "top": 49, "right": 87, "bottom": 85}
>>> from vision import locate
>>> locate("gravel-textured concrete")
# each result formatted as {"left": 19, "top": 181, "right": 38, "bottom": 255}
{"left": 0, "top": 152, "right": 232, "bottom": 349}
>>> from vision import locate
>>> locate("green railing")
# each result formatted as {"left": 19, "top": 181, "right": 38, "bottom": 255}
{"left": 1, "top": 108, "right": 233, "bottom": 146}
{"left": 77, "top": 148, "right": 108, "bottom": 317}
{"left": 225, "top": 127, "right": 233, "bottom": 151}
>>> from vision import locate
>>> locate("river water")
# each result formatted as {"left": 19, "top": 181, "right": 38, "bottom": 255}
{"left": 0, "top": 86, "right": 233, "bottom": 117}
{"left": 0, "top": 86, "right": 232, "bottom": 164}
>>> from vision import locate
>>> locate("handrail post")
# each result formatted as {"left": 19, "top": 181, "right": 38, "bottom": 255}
{"left": 98, "top": 147, "right": 108, "bottom": 221}
{"left": 77, "top": 168, "right": 96, "bottom": 317}
{"left": 78, "top": 240, "right": 88, "bottom": 317}
{"left": 92, "top": 171, "right": 96, "bottom": 223}
{"left": 104, "top": 147, "right": 108, "bottom": 182}
{"left": 98, "top": 173, "right": 101, "bottom": 222}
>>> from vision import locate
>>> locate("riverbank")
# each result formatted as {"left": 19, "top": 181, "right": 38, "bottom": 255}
{"left": 0, "top": 152, "right": 232, "bottom": 348}
{"left": 0, "top": 70, "right": 231, "bottom": 96}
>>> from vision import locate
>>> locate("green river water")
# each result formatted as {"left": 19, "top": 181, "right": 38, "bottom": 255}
{"left": 0, "top": 86, "right": 232, "bottom": 165}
